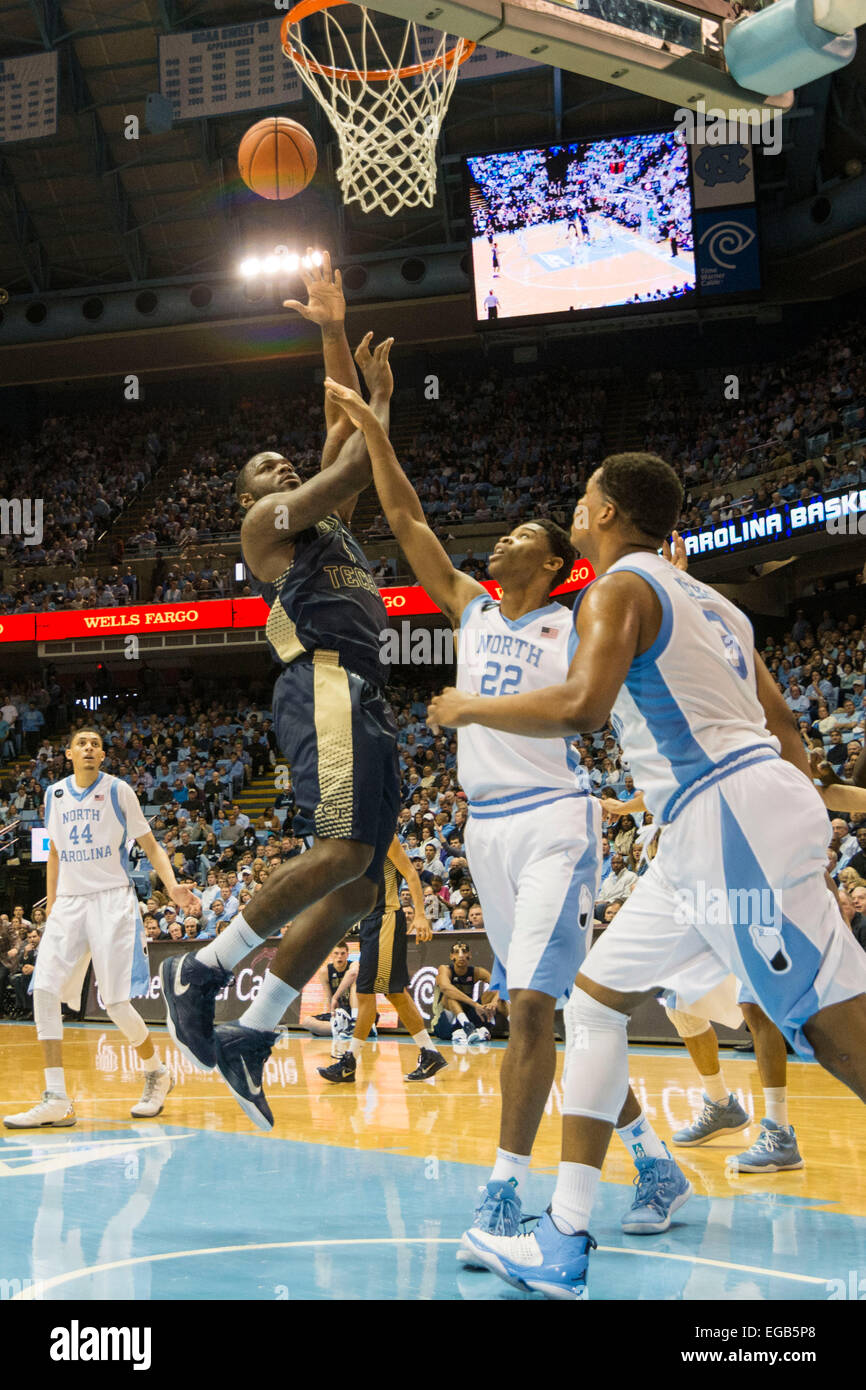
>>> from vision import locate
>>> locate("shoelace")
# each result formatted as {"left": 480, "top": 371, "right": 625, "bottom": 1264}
{"left": 751, "top": 1126, "right": 785, "bottom": 1154}
{"left": 478, "top": 1188, "right": 521, "bottom": 1235}
{"left": 631, "top": 1164, "right": 667, "bottom": 1213}
{"left": 139, "top": 1071, "right": 161, "bottom": 1101}
{"left": 695, "top": 1099, "right": 723, "bottom": 1129}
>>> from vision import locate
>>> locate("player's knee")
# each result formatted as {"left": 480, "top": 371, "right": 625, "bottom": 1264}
{"left": 666, "top": 1007, "right": 712, "bottom": 1039}
{"left": 33, "top": 988, "right": 63, "bottom": 1041}
{"left": 318, "top": 838, "right": 373, "bottom": 882}
{"left": 740, "top": 1001, "right": 772, "bottom": 1034}
{"left": 508, "top": 989, "right": 555, "bottom": 1039}
{"left": 105, "top": 1000, "right": 149, "bottom": 1047}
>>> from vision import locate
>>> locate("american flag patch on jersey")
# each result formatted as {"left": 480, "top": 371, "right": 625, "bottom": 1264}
{"left": 540, "top": 626, "right": 557, "bottom": 638}
{"left": 94, "top": 794, "right": 104, "bottom": 802}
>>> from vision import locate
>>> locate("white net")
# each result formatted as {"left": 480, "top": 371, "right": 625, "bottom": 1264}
{"left": 282, "top": 5, "right": 473, "bottom": 217}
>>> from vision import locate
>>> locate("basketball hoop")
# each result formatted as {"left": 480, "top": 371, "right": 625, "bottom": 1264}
{"left": 281, "top": 1, "right": 475, "bottom": 216}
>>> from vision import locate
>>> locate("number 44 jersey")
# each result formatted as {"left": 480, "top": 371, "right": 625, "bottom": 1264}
{"left": 598, "top": 552, "right": 780, "bottom": 825}
{"left": 456, "top": 593, "right": 590, "bottom": 803}
{"left": 44, "top": 772, "right": 150, "bottom": 897}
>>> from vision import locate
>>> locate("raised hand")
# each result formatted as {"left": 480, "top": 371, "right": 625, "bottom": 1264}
{"left": 283, "top": 249, "right": 345, "bottom": 328}
{"left": 323, "top": 377, "right": 376, "bottom": 433}
{"left": 662, "top": 530, "right": 688, "bottom": 571}
{"left": 354, "top": 332, "right": 394, "bottom": 401}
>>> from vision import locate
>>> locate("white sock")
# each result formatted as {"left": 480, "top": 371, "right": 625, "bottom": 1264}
{"left": 412, "top": 1029, "right": 433, "bottom": 1050}
{"left": 551, "top": 1161, "right": 600, "bottom": 1235}
{"left": 703, "top": 1070, "right": 728, "bottom": 1104}
{"left": 351, "top": 1007, "right": 358, "bottom": 1020}
{"left": 456, "top": 1012, "right": 470, "bottom": 1029}
{"left": 348, "top": 1036, "right": 364, "bottom": 1059}
{"left": 239, "top": 971, "right": 298, "bottom": 1034}
{"left": 615, "top": 1110, "right": 667, "bottom": 1161}
{"left": 490, "top": 1147, "right": 531, "bottom": 1189}
{"left": 764, "top": 1086, "right": 788, "bottom": 1127}
{"left": 142, "top": 1050, "right": 162, "bottom": 1074}
{"left": 45, "top": 1067, "right": 67, "bottom": 1098}
{"left": 197, "top": 912, "right": 262, "bottom": 971}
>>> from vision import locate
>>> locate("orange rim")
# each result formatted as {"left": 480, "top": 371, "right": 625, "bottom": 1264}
{"left": 281, "top": 0, "right": 476, "bottom": 82}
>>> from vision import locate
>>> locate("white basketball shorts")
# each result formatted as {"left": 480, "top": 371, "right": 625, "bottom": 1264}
{"left": 32, "top": 884, "right": 150, "bottom": 1006}
{"left": 580, "top": 756, "right": 866, "bottom": 1057}
{"left": 464, "top": 791, "right": 602, "bottom": 1001}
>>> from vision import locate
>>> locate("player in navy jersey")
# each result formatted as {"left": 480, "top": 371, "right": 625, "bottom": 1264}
{"left": 4, "top": 727, "right": 197, "bottom": 1129}
{"left": 161, "top": 253, "right": 401, "bottom": 1130}
{"left": 323, "top": 383, "right": 689, "bottom": 1266}
{"left": 429, "top": 450, "right": 866, "bottom": 1298}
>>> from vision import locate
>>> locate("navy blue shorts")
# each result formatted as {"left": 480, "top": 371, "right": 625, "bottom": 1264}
{"left": 357, "top": 904, "right": 409, "bottom": 995}
{"left": 272, "top": 655, "right": 400, "bottom": 884}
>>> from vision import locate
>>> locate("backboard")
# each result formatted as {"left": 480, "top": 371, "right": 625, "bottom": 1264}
{"left": 363, "top": 0, "right": 794, "bottom": 117}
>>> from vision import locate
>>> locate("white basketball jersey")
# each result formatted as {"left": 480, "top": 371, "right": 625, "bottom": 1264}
{"left": 45, "top": 772, "right": 150, "bottom": 896}
{"left": 457, "top": 594, "right": 591, "bottom": 802}
{"left": 595, "top": 552, "right": 780, "bottom": 824}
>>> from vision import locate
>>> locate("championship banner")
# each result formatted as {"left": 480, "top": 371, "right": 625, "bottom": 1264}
{"left": 159, "top": 17, "right": 302, "bottom": 122}
{"left": 0, "top": 51, "right": 58, "bottom": 143}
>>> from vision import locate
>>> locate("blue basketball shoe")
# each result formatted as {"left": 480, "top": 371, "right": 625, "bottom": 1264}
{"left": 160, "top": 954, "right": 233, "bottom": 1072}
{"left": 214, "top": 1022, "right": 278, "bottom": 1131}
{"left": 621, "top": 1148, "right": 692, "bottom": 1233}
{"left": 462, "top": 1211, "right": 596, "bottom": 1300}
{"left": 457, "top": 1178, "right": 523, "bottom": 1268}
{"left": 728, "top": 1119, "right": 804, "bottom": 1173}
{"left": 671, "top": 1093, "right": 751, "bottom": 1146}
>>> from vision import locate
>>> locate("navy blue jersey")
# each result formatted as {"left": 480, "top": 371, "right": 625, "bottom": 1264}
{"left": 262, "top": 514, "right": 388, "bottom": 688}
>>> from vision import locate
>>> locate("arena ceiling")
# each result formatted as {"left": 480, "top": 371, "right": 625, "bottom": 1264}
{"left": 0, "top": 0, "right": 865, "bottom": 362}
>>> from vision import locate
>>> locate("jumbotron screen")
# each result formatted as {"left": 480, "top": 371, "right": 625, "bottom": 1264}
{"left": 466, "top": 130, "right": 696, "bottom": 325}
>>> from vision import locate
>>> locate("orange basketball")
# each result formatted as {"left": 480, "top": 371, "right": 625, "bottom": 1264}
{"left": 237, "top": 117, "right": 317, "bottom": 200}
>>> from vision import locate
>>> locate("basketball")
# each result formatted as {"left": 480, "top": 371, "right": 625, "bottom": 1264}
{"left": 237, "top": 117, "right": 317, "bottom": 200}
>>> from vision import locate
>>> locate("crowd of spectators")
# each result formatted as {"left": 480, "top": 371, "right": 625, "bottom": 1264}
{"left": 2, "top": 318, "right": 864, "bottom": 607}
{"left": 646, "top": 318, "right": 866, "bottom": 533}
{"left": 0, "top": 405, "right": 195, "bottom": 569}
{"left": 126, "top": 393, "right": 323, "bottom": 552}
{"left": 365, "top": 366, "right": 606, "bottom": 542}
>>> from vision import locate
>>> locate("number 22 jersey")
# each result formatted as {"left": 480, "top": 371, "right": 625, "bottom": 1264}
{"left": 456, "top": 593, "right": 590, "bottom": 803}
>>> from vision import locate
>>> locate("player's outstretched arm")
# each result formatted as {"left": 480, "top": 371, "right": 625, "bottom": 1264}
{"left": 388, "top": 834, "right": 431, "bottom": 942}
{"left": 283, "top": 249, "right": 362, "bottom": 472}
{"left": 325, "top": 333, "right": 396, "bottom": 529}
{"left": 324, "top": 377, "right": 485, "bottom": 625}
{"left": 601, "top": 792, "right": 646, "bottom": 817}
{"left": 428, "top": 571, "right": 646, "bottom": 736}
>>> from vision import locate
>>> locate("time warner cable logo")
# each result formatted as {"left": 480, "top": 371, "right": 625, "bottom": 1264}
{"left": 49, "top": 1321, "right": 152, "bottom": 1371}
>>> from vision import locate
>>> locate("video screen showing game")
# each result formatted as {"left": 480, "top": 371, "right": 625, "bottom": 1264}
{"left": 467, "top": 129, "right": 696, "bottom": 324}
